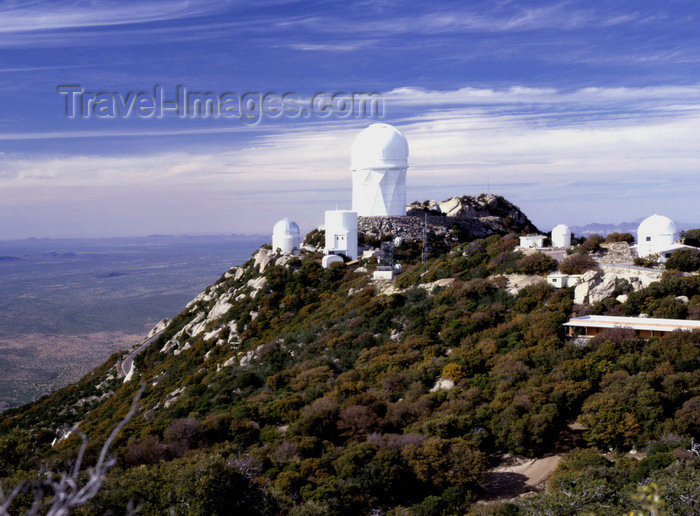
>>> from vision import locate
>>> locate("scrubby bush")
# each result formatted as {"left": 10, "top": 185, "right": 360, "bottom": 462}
{"left": 559, "top": 254, "right": 598, "bottom": 274}
{"left": 665, "top": 248, "right": 700, "bottom": 272}
{"left": 634, "top": 254, "right": 659, "bottom": 268}
{"left": 516, "top": 252, "right": 556, "bottom": 275}
{"left": 605, "top": 232, "right": 635, "bottom": 244}
{"left": 680, "top": 228, "right": 700, "bottom": 247}
{"left": 580, "top": 234, "right": 604, "bottom": 253}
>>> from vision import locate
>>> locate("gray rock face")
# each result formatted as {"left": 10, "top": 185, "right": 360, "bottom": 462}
{"left": 574, "top": 270, "right": 617, "bottom": 305}
{"left": 253, "top": 249, "right": 275, "bottom": 272}
{"left": 359, "top": 193, "right": 538, "bottom": 243}
{"left": 589, "top": 275, "right": 618, "bottom": 304}
{"left": 596, "top": 242, "right": 636, "bottom": 264}
{"left": 574, "top": 281, "right": 591, "bottom": 305}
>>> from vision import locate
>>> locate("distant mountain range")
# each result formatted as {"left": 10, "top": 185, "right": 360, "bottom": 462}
{"left": 570, "top": 219, "right": 700, "bottom": 237}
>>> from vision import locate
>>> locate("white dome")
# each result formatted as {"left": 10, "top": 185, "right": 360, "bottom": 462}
{"left": 637, "top": 214, "right": 676, "bottom": 257}
{"left": 272, "top": 218, "right": 301, "bottom": 254}
{"left": 638, "top": 214, "right": 676, "bottom": 239}
{"left": 273, "top": 218, "right": 300, "bottom": 237}
{"left": 551, "top": 224, "right": 571, "bottom": 247}
{"left": 350, "top": 123, "right": 409, "bottom": 170}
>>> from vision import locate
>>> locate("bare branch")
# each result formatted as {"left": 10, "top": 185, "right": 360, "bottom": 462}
{"left": 0, "top": 383, "right": 146, "bottom": 516}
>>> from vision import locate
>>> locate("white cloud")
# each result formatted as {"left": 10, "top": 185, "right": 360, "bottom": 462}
{"left": 0, "top": 1, "right": 236, "bottom": 33}
{"left": 3, "top": 83, "right": 700, "bottom": 236}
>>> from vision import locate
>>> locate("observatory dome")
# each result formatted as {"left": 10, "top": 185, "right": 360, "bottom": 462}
{"left": 351, "top": 123, "right": 409, "bottom": 170}
{"left": 637, "top": 214, "right": 676, "bottom": 257}
{"left": 551, "top": 224, "right": 572, "bottom": 248}
{"left": 638, "top": 214, "right": 676, "bottom": 240}
{"left": 272, "top": 218, "right": 301, "bottom": 254}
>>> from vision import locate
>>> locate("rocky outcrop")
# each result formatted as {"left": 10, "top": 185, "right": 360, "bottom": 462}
{"left": 359, "top": 193, "right": 538, "bottom": 243}
{"left": 573, "top": 264, "right": 664, "bottom": 305}
{"left": 596, "top": 242, "right": 637, "bottom": 264}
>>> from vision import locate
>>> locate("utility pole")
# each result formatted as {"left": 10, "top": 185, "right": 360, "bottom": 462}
{"left": 422, "top": 212, "right": 428, "bottom": 264}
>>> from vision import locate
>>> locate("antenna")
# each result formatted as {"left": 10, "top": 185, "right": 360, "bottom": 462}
{"left": 422, "top": 212, "right": 428, "bottom": 264}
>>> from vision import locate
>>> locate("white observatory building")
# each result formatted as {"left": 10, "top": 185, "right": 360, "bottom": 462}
{"left": 551, "top": 224, "right": 572, "bottom": 248}
{"left": 272, "top": 218, "right": 301, "bottom": 254}
{"left": 635, "top": 214, "right": 686, "bottom": 262}
{"left": 351, "top": 123, "right": 409, "bottom": 217}
{"left": 325, "top": 210, "right": 358, "bottom": 260}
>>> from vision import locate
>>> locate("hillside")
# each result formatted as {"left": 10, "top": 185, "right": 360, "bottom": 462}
{"left": 1, "top": 196, "right": 700, "bottom": 515}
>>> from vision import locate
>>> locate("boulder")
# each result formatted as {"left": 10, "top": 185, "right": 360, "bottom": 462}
{"left": 574, "top": 281, "right": 591, "bottom": 305}
{"left": 581, "top": 269, "right": 600, "bottom": 283}
{"left": 253, "top": 249, "right": 274, "bottom": 272}
{"left": 589, "top": 274, "right": 617, "bottom": 304}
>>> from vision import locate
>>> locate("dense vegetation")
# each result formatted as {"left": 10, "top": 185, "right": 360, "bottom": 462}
{"left": 1, "top": 232, "right": 699, "bottom": 515}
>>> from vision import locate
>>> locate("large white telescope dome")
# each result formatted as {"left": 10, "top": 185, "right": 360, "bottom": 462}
{"left": 351, "top": 123, "right": 409, "bottom": 217}
{"left": 351, "top": 123, "right": 408, "bottom": 170}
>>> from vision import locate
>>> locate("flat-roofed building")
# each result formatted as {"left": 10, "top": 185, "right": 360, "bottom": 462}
{"left": 564, "top": 315, "right": 700, "bottom": 339}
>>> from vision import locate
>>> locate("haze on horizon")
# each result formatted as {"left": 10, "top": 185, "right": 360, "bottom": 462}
{"left": 1, "top": 0, "right": 699, "bottom": 240}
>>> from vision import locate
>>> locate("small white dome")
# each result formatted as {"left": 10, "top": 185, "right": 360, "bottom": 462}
{"left": 551, "top": 224, "right": 572, "bottom": 247}
{"left": 273, "top": 218, "right": 300, "bottom": 237}
{"left": 272, "top": 218, "right": 301, "bottom": 254}
{"left": 350, "top": 123, "right": 409, "bottom": 170}
{"left": 552, "top": 224, "right": 571, "bottom": 237}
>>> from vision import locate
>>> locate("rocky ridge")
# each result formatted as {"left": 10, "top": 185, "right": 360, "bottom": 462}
{"left": 359, "top": 193, "right": 538, "bottom": 242}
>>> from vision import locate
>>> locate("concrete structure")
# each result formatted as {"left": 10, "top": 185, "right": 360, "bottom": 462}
{"left": 635, "top": 214, "right": 689, "bottom": 262}
{"left": 373, "top": 265, "right": 394, "bottom": 281}
{"left": 321, "top": 255, "right": 344, "bottom": 268}
{"left": 546, "top": 273, "right": 582, "bottom": 289}
{"left": 519, "top": 235, "right": 546, "bottom": 249}
{"left": 272, "top": 218, "right": 301, "bottom": 254}
{"left": 351, "top": 123, "right": 408, "bottom": 217}
{"left": 564, "top": 315, "right": 700, "bottom": 339}
{"left": 325, "top": 210, "right": 358, "bottom": 260}
{"left": 551, "top": 224, "right": 572, "bottom": 248}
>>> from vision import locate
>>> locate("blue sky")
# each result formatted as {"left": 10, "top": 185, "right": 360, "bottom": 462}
{"left": 1, "top": 0, "right": 700, "bottom": 239}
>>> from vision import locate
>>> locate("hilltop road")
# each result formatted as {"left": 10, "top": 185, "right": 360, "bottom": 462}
{"left": 120, "top": 330, "right": 165, "bottom": 378}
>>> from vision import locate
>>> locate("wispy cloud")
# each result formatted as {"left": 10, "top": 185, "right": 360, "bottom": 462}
{"left": 0, "top": 1, "right": 234, "bottom": 33}
{"left": 4, "top": 83, "right": 700, "bottom": 190}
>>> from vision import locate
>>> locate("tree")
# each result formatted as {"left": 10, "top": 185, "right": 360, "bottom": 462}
{"left": 516, "top": 252, "right": 556, "bottom": 275}
{"left": 402, "top": 437, "right": 488, "bottom": 491}
{"left": 578, "top": 394, "right": 640, "bottom": 449}
{"left": 665, "top": 248, "right": 700, "bottom": 272}
{"left": 605, "top": 232, "right": 635, "bottom": 244}
{"left": 580, "top": 234, "right": 604, "bottom": 253}
{"left": 680, "top": 228, "right": 700, "bottom": 247}
{"left": 559, "top": 254, "right": 598, "bottom": 274}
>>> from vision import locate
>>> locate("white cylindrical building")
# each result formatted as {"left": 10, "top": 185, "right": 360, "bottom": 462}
{"left": 351, "top": 123, "right": 408, "bottom": 217}
{"left": 637, "top": 214, "right": 676, "bottom": 257}
{"left": 272, "top": 218, "right": 301, "bottom": 254}
{"left": 325, "top": 210, "right": 358, "bottom": 260}
{"left": 551, "top": 224, "right": 572, "bottom": 247}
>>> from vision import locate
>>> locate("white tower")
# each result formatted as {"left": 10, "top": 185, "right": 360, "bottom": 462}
{"left": 351, "top": 123, "right": 408, "bottom": 217}
{"left": 636, "top": 214, "right": 676, "bottom": 257}
{"left": 324, "top": 210, "right": 358, "bottom": 260}
{"left": 272, "top": 218, "right": 301, "bottom": 254}
{"left": 551, "top": 224, "right": 572, "bottom": 247}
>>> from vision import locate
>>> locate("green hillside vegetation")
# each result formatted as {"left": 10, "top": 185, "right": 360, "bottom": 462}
{"left": 1, "top": 231, "right": 700, "bottom": 515}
